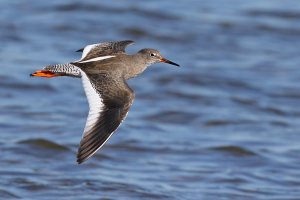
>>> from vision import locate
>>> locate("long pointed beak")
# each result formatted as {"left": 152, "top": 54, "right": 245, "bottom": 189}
{"left": 160, "top": 58, "right": 180, "bottom": 67}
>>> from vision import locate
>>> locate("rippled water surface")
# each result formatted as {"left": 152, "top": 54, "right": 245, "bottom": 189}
{"left": 1, "top": 0, "right": 300, "bottom": 199}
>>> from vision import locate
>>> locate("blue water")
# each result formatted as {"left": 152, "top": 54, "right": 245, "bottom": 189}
{"left": 1, "top": 0, "right": 300, "bottom": 199}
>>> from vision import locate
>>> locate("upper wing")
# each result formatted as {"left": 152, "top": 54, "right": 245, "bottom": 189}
{"left": 76, "top": 40, "right": 134, "bottom": 63}
{"left": 77, "top": 72, "right": 134, "bottom": 164}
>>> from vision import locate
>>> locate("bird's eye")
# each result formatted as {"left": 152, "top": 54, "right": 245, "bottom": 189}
{"left": 150, "top": 53, "right": 155, "bottom": 57}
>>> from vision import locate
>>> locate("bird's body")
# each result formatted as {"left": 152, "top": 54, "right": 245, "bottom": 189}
{"left": 31, "top": 40, "right": 179, "bottom": 164}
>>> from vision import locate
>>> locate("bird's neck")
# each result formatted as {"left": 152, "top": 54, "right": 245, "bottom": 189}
{"left": 123, "top": 53, "right": 149, "bottom": 80}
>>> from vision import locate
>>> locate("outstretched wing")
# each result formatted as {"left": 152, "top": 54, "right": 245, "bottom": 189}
{"left": 77, "top": 72, "right": 134, "bottom": 164}
{"left": 76, "top": 40, "right": 135, "bottom": 63}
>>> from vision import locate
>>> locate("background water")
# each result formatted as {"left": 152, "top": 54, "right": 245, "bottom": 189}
{"left": 1, "top": 0, "right": 300, "bottom": 199}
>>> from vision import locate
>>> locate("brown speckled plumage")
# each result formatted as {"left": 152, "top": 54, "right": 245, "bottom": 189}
{"left": 30, "top": 40, "right": 179, "bottom": 164}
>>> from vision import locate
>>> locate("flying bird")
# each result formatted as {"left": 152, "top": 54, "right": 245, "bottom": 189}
{"left": 31, "top": 40, "right": 180, "bottom": 164}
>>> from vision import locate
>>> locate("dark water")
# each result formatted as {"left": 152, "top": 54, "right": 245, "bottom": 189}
{"left": 1, "top": 0, "right": 300, "bottom": 199}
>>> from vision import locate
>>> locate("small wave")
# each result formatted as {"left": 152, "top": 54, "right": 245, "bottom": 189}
{"left": 99, "top": 181, "right": 172, "bottom": 200}
{"left": 13, "top": 177, "right": 48, "bottom": 192}
{"left": 0, "top": 80, "right": 56, "bottom": 92}
{"left": 108, "top": 140, "right": 198, "bottom": 155}
{"left": 18, "top": 138, "right": 69, "bottom": 151}
{"left": 256, "top": 24, "right": 300, "bottom": 36}
{"left": 270, "top": 120, "right": 289, "bottom": 127}
{"left": 262, "top": 106, "right": 286, "bottom": 116}
{"left": 268, "top": 91, "right": 300, "bottom": 100}
{"left": 218, "top": 21, "right": 236, "bottom": 29}
{"left": 53, "top": 3, "right": 125, "bottom": 13}
{"left": 247, "top": 9, "right": 300, "bottom": 20}
{"left": 0, "top": 189, "right": 20, "bottom": 199}
{"left": 231, "top": 97, "right": 258, "bottom": 106}
{"left": 145, "top": 111, "right": 198, "bottom": 124}
{"left": 166, "top": 91, "right": 204, "bottom": 101}
{"left": 108, "top": 138, "right": 159, "bottom": 152}
{"left": 209, "top": 145, "right": 257, "bottom": 156}
{"left": 204, "top": 119, "right": 255, "bottom": 127}
{"left": 226, "top": 80, "right": 258, "bottom": 91}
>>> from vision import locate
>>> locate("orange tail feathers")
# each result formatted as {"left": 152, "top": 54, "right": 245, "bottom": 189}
{"left": 30, "top": 70, "right": 64, "bottom": 78}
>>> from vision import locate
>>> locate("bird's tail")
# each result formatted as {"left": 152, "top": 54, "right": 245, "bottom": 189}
{"left": 30, "top": 63, "right": 82, "bottom": 78}
{"left": 30, "top": 70, "right": 63, "bottom": 78}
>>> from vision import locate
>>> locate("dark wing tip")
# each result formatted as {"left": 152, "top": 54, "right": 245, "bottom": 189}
{"left": 117, "top": 40, "right": 135, "bottom": 47}
{"left": 76, "top": 143, "right": 93, "bottom": 164}
{"left": 123, "top": 40, "right": 135, "bottom": 46}
{"left": 77, "top": 156, "right": 85, "bottom": 164}
{"left": 77, "top": 145, "right": 92, "bottom": 164}
{"left": 76, "top": 48, "right": 84, "bottom": 52}
{"left": 124, "top": 40, "right": 135, "bottom": 44}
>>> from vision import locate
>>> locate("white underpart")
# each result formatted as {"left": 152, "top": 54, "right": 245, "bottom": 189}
{"left": 78, "top": 55, "right": 115, "bottom": 63}
{"left": 81, "top": 70, "right": 104, "bottom": 135}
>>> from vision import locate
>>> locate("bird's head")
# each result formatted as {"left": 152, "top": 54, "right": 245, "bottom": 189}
{"left": 138, "top": 48, "right": 180, "bottom": 67}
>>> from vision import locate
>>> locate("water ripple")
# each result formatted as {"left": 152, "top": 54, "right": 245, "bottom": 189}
{"left": 144, "top": 111, "right": 198, "bottom": 124}
{"left": 209, "top": 146, "right": 257, "bottom": 157}
{"left": 18, "top": 139, "right": 69, "bottom": 151}
{"left": 0, "top": 189, "right": 20, "bottom": 199}
{"left": 247, "top": 9, "right": 300, "bottom": 20}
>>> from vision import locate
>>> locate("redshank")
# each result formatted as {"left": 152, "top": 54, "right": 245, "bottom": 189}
{"left": 30, "top": 40, "right": 179, "bottom": 164}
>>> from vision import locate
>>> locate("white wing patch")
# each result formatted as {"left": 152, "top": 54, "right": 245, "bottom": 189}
{"left": 77, "top": 43, "right": 115, "bottom": 63}
{"left": 80, "top": 44, "right": 97, "bottom": 60}
{"left": 81, "top": 70, "right": 104, "bottom": 135}
{"left": 78, "top": 55, "right": 115, "bottom": 63}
